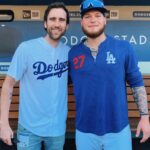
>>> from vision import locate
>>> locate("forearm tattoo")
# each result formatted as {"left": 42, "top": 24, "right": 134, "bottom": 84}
{"left": 8, "top": 91, "right": 13, "bottom": 102}
{"left": 132, "top": 86, "right": 149, "bottom": 115}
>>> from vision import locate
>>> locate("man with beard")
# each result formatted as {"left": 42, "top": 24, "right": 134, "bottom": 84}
{"left": 0, "top": 2, "right": 70, "bottom": 150}
{"left": 69, "top": 0, "right": 150, "bottom": 150}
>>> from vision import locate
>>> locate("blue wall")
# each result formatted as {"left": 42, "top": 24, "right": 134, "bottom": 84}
{"left": 0, "top": 20, "right": 150, "bottom": 62}
{"left": 0, "top": 20, "right": 150, "bottom": 74}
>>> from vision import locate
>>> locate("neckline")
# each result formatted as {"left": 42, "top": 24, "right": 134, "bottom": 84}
{"left": 40, "top": 37, "right": 62, "bottom": 49}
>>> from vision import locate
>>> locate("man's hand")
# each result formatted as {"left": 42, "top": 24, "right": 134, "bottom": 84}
{"left": 0, "top": 76, "right": 16, "bottom": 145}
{"left": 136, "top": 115, "right": 150, "bottom": 143}
{"left": 0, "top": 123, "right": 13, "bottom": 145}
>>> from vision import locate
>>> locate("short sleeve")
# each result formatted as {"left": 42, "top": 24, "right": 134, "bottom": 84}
{"left": 7, "top": 43, "right": 28, "bottom": 81}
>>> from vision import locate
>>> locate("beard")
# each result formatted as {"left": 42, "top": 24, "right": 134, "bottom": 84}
{"left": 47, "top": 27, "right": 66, "bottom": 41}
{"left": 82, "top": 25, "right": 105, "bottom": 38}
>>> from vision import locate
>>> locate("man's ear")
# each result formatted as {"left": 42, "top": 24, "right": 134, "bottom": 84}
{"left": 104, "top": 18, "right": 107, "bottom": 25}
{"left": 44, "top": 21, "right": 47, "bottom": 30}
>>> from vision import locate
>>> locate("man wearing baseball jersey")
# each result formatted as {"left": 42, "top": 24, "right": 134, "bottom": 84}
{"left": 0, "top": 2, "right": 70, "bottom": 150}
{"left": 69, "top": 0, "right": 150, "bottom": 149}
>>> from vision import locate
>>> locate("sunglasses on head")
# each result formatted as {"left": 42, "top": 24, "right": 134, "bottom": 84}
{"left": 81, "top": 0, "right": 104, "bottom": 10}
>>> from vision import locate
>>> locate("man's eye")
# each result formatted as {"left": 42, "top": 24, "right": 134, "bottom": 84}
{"left": 84, "top": 15, "right": 90, "bottom": 19}
{"left": 49, "top": 18, "right": 55, "bottom": 21}
{"left": 96, "top": 15, "right": 102, "bottom": 17}
{"left": 59, "top": 18, "right": 66, "bottom": 22}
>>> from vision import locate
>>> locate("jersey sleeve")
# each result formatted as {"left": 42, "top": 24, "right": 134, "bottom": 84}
{"left": 125, "top": 43, "right": 144, "bottom": 87}
{"left": 7, "top": 42, "right": 28, "bottom": 81}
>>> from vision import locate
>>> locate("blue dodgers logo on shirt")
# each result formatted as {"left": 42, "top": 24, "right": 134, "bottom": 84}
{"left": 106, "top": 51, "right": 116, "bottom": 64}
{"left": 33, "top": 60, "right": 68, "bottom": 80}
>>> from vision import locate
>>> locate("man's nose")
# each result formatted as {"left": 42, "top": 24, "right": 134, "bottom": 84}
{"left": 54, "top": 19, "right": 61, "bottom": 26}
{"left": 90, "top": 17, "right": 96, "bottom": 22}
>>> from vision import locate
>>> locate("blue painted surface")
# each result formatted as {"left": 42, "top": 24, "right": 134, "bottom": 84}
{"left": 1, "top": 20, "right": 150, "bottom": 62}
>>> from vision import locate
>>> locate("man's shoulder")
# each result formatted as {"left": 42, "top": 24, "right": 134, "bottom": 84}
{"left": 59, "top": 42, "right": 71, "bottom": 52}
{"left": 108, "top": 36, "right": 130, "bottom": 46}
{"left": 106, "top": 36, "right": 131, "bottom": 51}
{"left": 15, "top": 37, "right": 42, "bottom": 54}
{"left": 21, "top": 37, "right": 41, "bottom": 46}
{"left": 69, "top": 43, "right": 83, "bottom": 54}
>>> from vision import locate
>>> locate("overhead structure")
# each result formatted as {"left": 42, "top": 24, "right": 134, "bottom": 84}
{"left": 0, "top": 0, "right": 150, "bottom": 5}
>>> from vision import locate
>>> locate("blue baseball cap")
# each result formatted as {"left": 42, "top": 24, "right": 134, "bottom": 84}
{"left": 80, "top": 0, "right": 108, "bottom": 17}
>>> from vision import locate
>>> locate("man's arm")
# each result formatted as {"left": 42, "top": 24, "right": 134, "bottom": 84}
{"left": 0, "top": 75, "right": 16, "bottom": 145}
{"left": 132, "top": 86, "right": 150, "bottom": 143}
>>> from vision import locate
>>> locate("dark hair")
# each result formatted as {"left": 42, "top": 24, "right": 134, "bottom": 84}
{"left": 44, "top": 2, "right": 69, "bottom": 24}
